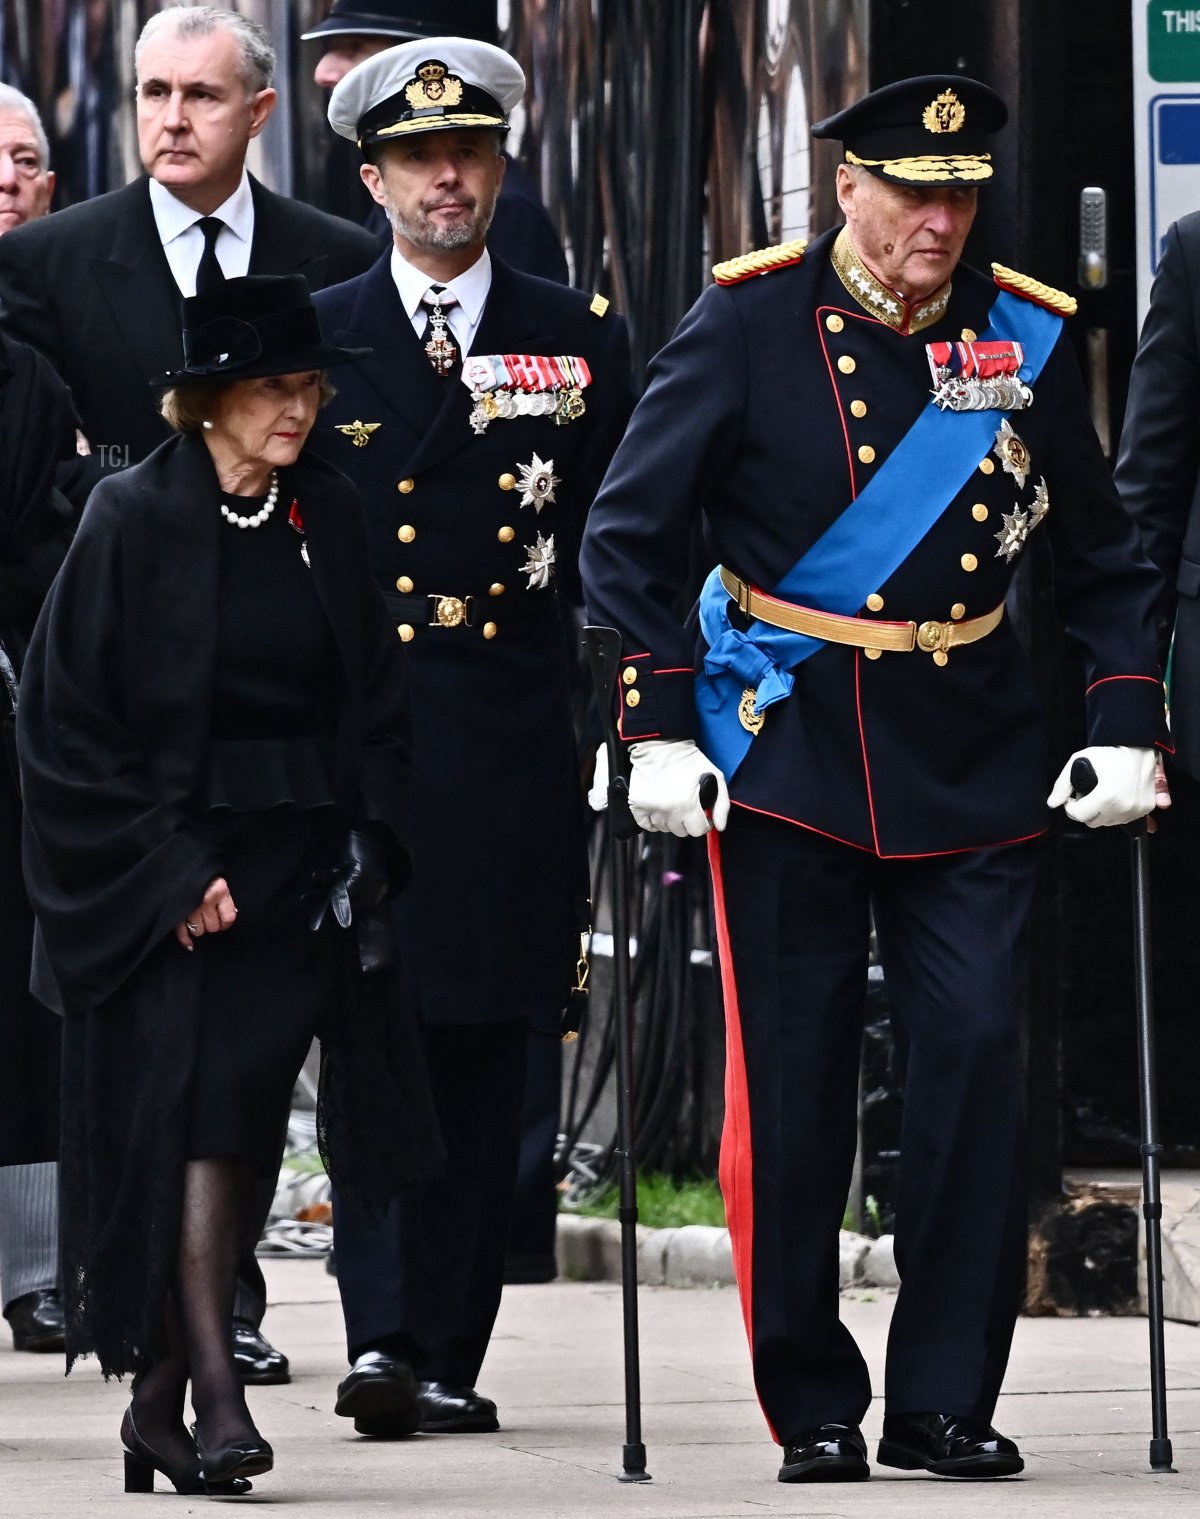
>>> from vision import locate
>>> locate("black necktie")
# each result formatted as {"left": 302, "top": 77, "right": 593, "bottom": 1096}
{"left": 195, "top": 217, "right": 226, "bottom": 295}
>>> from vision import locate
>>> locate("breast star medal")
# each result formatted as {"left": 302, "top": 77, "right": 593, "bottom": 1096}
{"left": 993, "top": 419, "right": 1030, "bottom": 489}
{"left": 520, "top": 531, "right": 557, "bottom": 589}
{"left": 335, "top": 420, "right": 381, "bottom": 449}
{"left": 993, "top": 478, "right": 1049, "bottom": 563}
{"left": 516, "top": 454, "right": 560, "bottom": 512}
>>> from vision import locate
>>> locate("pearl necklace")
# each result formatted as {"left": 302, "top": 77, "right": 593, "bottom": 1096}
{"left": 219, "top": 470, "right": 279, "bottom": 529}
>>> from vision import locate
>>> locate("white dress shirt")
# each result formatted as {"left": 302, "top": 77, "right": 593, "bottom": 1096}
{"left": 148, "top": 171, "right": 255, "bottom": 297}
{"left": 390, "top": 245, "right": 493, "bottom": 357}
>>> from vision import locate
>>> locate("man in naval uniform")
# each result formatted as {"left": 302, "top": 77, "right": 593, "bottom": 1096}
{"left": 580, "top": 76, "right": 1167, "bottom": 1483}
{"left": 307, "top": 38, "right": 631, "bottom": 1436}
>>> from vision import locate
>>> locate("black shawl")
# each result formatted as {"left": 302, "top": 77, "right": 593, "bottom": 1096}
{"left": 18, "top": 433, "right": 442, "bottom": 1374}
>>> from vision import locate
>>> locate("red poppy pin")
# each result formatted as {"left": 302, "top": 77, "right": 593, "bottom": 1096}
{"left": 288, "top": 500, "right": 304, "bottom": 534}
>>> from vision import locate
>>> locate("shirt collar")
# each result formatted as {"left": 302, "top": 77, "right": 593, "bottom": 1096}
{"left": 389, "top": 244, "right": 493, "bottom": 325}
{"left": 147, "top": 169, "right": 254, "bottom": 247}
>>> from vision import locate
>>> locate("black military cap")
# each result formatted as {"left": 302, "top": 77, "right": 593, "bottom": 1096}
{"left": 812, "top": 75, "right": 1007, "bottom": 186}
{"left": 301, "top": 1, "right": 497, "bottom": 45}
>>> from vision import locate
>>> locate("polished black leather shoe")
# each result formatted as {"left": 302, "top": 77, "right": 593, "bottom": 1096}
{"left": 777, "top": 1423, "right": 869, "bottom": 1482}
{"left": 417, "top": 1380, "right": 499, "bottom": 1433}
{"left": 5, "top": 1288, "right": 65, "bottom": 1352}
{"left": 877, "top": 1412, "right": 1023, "bottom": 1478}
{"left": 335, "top": 1351, "right": 421, "bottom": 1436}
{"left": 231, "top": 1319, "right": 291, "bottom": 1385}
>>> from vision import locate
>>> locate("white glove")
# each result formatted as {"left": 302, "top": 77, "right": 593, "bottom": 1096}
{"left": 588, "top": 745, "right": 609, "bottom": 812}
{"left": 1047, "top": 745, "right": 1157, "bottom": 828}
{"left": 628, "top": 739, "right": 730, "bottom": 836}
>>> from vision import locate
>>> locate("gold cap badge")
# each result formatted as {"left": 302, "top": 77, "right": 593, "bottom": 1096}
{"left": 405, "top": 61, "right": 464, "bottom": 111}
{"left": 922, "top": 89, "right": 966, "bottom": 134}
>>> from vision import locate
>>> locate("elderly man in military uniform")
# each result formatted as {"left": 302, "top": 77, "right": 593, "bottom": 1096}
{"left": 580, "top": 76, "right": 1166, "bottom": 1484}
{"left": 307, "top": 38, "right": 631, "bottom": 1437}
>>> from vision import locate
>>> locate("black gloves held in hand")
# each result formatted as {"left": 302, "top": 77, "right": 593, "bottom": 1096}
{"left": 309, "top": 827, "right": 395, "bottom": 973}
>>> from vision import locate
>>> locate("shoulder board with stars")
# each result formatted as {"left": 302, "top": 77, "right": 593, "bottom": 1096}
{"left": 990, "top": 262, "right": 1077, "bottom": 318}
{"left": 712, "top": 239, "right": 808, "bottom": 287}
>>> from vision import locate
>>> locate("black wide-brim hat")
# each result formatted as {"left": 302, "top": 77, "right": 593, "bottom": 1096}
{"left": 301, "top": 1, "right": 498, "bottom": 45}
{"left": 811, "top": 74, "right": 1007, "bottom": 186}
{"left": 153, "top": 274, "right": 371, "bottom": 387}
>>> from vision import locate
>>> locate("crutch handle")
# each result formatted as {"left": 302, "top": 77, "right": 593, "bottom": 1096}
{"left": 1070, "top": 756, "right": 1151, "bottom": 836}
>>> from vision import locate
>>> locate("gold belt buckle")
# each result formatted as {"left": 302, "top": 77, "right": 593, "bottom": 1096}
{"left": 431, "top": 595, "right": 469, "bottom": 628}
{"left": 915, "top": 618, "right": 951, "bottom": 664}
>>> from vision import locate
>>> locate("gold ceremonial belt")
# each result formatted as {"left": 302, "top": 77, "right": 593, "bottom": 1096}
{"left": 718, "top": 567, "right": 1005, "bottom": 663}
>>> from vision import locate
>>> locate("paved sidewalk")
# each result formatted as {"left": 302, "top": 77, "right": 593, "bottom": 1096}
{"left": 2, "top": 1260, "right": 1199, "bottom": 1516}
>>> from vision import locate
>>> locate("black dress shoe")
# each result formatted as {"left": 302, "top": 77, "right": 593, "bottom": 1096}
{"left": 877, "top": 1412, "right": 1023, "bottom": 1478}
{"left": 777, "top": 1423, "right": 869, "bottom": 1482}
{"left": 120, "top": 1406, "right": 252, "bottom": 1496}
{"left": 335, "top": 1351, "right": 421, "bottom": 1436}
{"left": 231, "top": 1319, "right": 290, "bottom": 1385}
{"left": 5, "top": 1288, "right": 65, "bottom": 1352}
{"left": 417, "top": 1380, "right": 499, "bottom": 1433}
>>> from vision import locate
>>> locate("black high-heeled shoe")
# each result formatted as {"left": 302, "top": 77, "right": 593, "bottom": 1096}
{"left": 194, "top": 1430, "right": 274, "bottom": 1491}
{"left": 120, "top": 1407, "right": 252, "bottom": 1496}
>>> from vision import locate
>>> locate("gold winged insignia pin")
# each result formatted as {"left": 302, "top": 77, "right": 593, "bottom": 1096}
{"left": 335, "top": 420, "right": 382, "bottom": 448}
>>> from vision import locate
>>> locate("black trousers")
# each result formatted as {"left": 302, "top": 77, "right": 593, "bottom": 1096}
{"left": 334, "top": 1019, "right": 527, "bottom": 1386}
{"left": 711, "top": 808, "right": 1037, "bottom": 1444}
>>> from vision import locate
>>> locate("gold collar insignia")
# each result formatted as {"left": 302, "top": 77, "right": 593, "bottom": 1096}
{"left": 830, "top": 228, "right": 952, "bottom": 335}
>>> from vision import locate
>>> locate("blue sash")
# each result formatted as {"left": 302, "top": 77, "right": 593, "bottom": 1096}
{"left": 695, "top": 290, "right": 1061, "bottom": 779}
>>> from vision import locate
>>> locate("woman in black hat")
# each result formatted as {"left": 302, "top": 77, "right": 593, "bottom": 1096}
{"left": 17, "top": 274, "right": 439, "bottom": 1497}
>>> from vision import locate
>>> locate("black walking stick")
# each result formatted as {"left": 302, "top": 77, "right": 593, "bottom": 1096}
{"left": 582, "top": 624, "right": 651, "bottom": 1483}
{"left": 1070, "top": 757, "right": 1176, "bottom": 1474}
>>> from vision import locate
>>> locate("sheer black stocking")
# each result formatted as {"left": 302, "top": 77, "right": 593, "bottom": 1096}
{"left": 177, "top": 1156, "right": 261, "bottom": 1452}
{"left": 129, "top": 1292, "right": 195, "bottom": 1472}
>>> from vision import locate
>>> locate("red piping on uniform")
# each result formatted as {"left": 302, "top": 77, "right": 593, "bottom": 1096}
{"left": 653, "top": 666, "right": 694, "bottom": 675}
{"left": 816, "top": 307, "right": 858, "bottom": 497}
{"left": 730, "top": 799, "right": 1049, "bottom": 860}
{"left": 854, "top": 650, "right": 883, "bottom": 854}
{"left": 621, "top": 651, "right": 651, "bottom": 661}
{"left": 707, "top": 830, "right": 781, "bottom": 1446}
{"left": 1084, "top": 673, "right": 1163, "bottom": 695}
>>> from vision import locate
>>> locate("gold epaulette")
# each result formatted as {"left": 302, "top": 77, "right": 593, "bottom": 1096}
{"left": 713, "top": 239, "right": 807, "bottom": 286}
{"left": 589, "top": 294, "right": 610, "bottom": 318}
{"left": 991, "top": 262, "right": 1077, "bottom": 318}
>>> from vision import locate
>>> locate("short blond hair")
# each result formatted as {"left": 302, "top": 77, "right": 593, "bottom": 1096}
{"left": 160, "top": 374, "right": 335, "bottom": 432}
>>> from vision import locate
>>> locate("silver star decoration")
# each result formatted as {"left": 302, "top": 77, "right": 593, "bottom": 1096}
{"left": 994, "top": 506, "right": 1031, "bottom": 562}
{"left": 993, "top": 418, "right": 1031, "bottom": 490}
{"left": 1030, "top": 476, "right": 1050, "bottom": 526}
{"left": 520, "top": 531, "right": 556, "bottom": 589}
{"left": 516, "top": 453, "right": 560, "bottom": 512}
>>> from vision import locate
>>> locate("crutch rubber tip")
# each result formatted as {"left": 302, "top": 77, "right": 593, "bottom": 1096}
{"left": 1148, "top": 1436, "right": 1176, "bottom": 1472}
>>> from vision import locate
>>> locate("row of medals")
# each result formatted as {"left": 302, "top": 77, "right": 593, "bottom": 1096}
{"left": 470, "top": 385, "right": 587, "bottom": 434}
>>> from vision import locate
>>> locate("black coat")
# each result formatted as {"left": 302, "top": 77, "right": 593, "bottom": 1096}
{"left": 310, "top": 254, "right": 632, "bottom": 1028}
{"left": 1116, "top": 211, "right": 1200, "bottom": 777}
{"left": 0, "top": 175, "right": 379, "bottom": 475}
{"left": 17, "top": 433, "right": 440, "bottom": 1372}
{"left": 582, "top": 229, "right": 1166, "bottom": 857}
{"left": 0, "top": 332, "right": 79, "bottom": 1167}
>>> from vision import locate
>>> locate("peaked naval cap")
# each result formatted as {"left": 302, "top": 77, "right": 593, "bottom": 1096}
{"left": 327, "top": 36, "right": 524, "bottom": 148}
{"left": 812, "top": 74, "right": 1007, "bottom": 185}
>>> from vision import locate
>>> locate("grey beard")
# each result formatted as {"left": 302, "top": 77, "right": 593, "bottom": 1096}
{"left": 387, "top": 197, "right": 496, "bottom": 251}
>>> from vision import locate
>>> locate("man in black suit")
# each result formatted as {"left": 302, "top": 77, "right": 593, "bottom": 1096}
{"left": 308, "top": 37, "right": 630, "bottom": 1437}
{"left": 0, "top": 3, "right": 380, "bottom": 1389}
{"left": 302, "top": 0, "right": 569, "bottom": 285}
{"left": 0, "top": 4, "right": 378, "bottom": 481}
{"left": 1117, "top": 214, "right": 1200, "bottom": 789}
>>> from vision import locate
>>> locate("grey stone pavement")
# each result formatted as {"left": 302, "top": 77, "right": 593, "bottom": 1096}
{"left": 3, "top": 1260, "right": 1200, "bottom": 1516}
